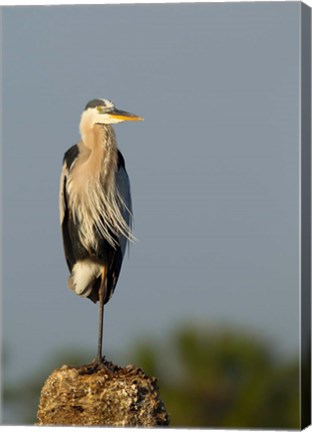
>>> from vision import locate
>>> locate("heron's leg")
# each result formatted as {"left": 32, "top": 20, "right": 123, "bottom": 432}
{"left": 95, "top": 266, "right": 107, "bottom": 364}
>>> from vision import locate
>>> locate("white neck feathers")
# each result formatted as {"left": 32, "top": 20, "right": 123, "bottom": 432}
{"left": 67, "top": 123, "right": 133, "bottom": 250}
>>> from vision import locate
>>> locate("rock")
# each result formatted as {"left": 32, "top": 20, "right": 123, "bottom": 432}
{"left": 36, "top": 360, "right": 170, "bottom": 426}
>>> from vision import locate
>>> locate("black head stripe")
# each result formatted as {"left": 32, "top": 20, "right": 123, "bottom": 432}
{"left": 85, "top": 99, "right": 107, "bottom": 110}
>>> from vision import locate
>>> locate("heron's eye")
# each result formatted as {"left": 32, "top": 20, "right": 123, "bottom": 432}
{"left": 96, "top": 106, "right": 104, "bottom": 113}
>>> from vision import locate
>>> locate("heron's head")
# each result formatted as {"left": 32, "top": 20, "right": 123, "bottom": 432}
{"left": 80, "top": 98, "right": 143, "bottom": 130}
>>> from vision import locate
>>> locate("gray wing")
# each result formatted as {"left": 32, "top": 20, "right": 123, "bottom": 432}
{"left": 116, "top": 157, "right": 133, "bottom": 256}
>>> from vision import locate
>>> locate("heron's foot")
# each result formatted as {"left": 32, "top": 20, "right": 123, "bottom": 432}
{"left": 78, "top": 356, "right": 115, "bottom": 375}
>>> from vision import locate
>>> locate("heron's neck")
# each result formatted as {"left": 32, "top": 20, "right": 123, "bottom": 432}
{"left": 82, "top": 125, "right": 118, "bottom": 184}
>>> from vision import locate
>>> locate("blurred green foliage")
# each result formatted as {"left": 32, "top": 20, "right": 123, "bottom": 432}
{"left": 2, "top": 324, "right": 300, "bottom": 427}
{"left": 132, "top": 324, "right": 300, "bottom": 429}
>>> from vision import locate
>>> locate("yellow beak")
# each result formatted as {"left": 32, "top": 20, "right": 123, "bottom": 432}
{"left": 108, "top": 108, "right": 144, "bottom": 122}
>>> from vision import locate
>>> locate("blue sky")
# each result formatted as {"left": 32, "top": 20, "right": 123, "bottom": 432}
{"left": 2, "top": 2, "right": 301, "bottom": 389}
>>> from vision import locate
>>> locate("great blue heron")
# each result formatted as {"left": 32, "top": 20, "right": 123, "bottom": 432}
{"left": 59, "top": 98, "right": 143, "bottom": 367}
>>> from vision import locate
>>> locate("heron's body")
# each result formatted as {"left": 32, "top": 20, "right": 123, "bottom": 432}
{"left": 59, "top": 98, "right": 142, "bottom": 365}
{"left": 60, "top": 140, "right": 130, "bottom": 302}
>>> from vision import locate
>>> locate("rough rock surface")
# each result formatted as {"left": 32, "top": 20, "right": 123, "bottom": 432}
{"left": 36, "top": 360, "right": 170, "bottom": 426}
